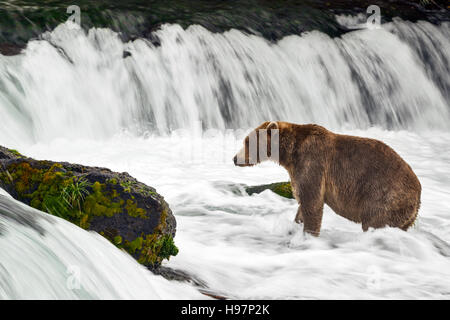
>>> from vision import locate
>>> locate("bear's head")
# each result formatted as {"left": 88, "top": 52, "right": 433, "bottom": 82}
{"left": 233, "top": 121, "right": 280, "bottom": 167}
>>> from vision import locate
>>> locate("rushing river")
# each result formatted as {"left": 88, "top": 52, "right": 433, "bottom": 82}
{"left": 0, "top": 9, "right": 449, "bottom": 299}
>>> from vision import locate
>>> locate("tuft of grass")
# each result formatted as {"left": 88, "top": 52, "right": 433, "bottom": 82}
{"left": 60, "top": 176, "right": 91, "bottom": 216}
{"left": 43, "top": 176, "right": 92, "bottom": 221}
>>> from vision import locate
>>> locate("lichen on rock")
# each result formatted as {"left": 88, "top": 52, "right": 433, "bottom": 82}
{"left": 0, "top": 146, "right": 178, "bottom": 268}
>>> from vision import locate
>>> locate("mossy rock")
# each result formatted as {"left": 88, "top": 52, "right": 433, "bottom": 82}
{"left": 245, "top": 182, "right": 294, "bottom": 199}
{"left": 0, "top": 146, "right": 178, "bottom": 268}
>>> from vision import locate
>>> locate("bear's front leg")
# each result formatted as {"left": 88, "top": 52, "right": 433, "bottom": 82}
{"left": 294, "top": 206, "right": 303, "bottom": 223}
{"left": 293, "top": 172, "right": 326, "bottom": 236}
{"left": 298, "top": 203, "right": 324, "bottom": 236}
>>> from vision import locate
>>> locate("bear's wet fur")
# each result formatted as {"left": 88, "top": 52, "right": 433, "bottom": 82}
{"left": 233, "top": 121, "right": 421, "bottom": 236}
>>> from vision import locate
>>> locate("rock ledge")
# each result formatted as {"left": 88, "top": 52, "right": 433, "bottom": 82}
{"left": 0, "top": 146, "right": 178, "bottom": 267}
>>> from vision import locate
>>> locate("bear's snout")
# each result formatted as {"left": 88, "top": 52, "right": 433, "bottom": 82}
{"left": 233, "top": 153, "right": 255, "bottom": 167}
{"left": 234, "top": 145, "right": 257, "bottom": 167}
{"left": 233, "top": 147, "right": 250, "bottom": 167}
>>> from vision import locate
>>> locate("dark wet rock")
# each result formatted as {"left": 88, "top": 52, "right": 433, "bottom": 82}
{"left": 152, "top": 265, "right": 228, "bottom": 299}
{"left": 198, "top": 289, "right": 228, "bottom": 300}
{"left": 151, "top": 266, "right": 206, "bottom": 287}
{"left": 0, "top": 43, "right": 24, "bottom": 56}
{"left": 245, "top": 181, "right": 294, "bottom": 199}
{"left": 213, "top": 180, "right": 294, "bottom": 199}
{"left": 122, "top": 50, "right": 132, "bottom": 58}
{"left": 0, "top": 146, "right": 178, "bottom": 268}
{"left": 0, "top": 0, "right": 447, "bottom": 51}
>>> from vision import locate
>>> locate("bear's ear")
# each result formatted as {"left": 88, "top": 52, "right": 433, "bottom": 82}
{"left": 267, "top": 121, "right": 278, "bottom": 130}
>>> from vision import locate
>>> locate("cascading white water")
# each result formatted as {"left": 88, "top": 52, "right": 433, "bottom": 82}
{"left": 0, "top": 19, "right": 449, "bottom": 147}
{"left": 0, "top": 189, "right": 203, "bottom": 299}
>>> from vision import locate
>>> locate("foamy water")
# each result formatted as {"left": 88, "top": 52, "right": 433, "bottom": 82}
{"left": 0, "top": 189, "right": 206, "bottom": 299}
{"left": 12, "top": 128, "right": 449, "bottom": 299}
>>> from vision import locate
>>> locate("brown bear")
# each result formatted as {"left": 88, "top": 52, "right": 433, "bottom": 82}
{"left": 233, "top": 121, "right": 421, "bottom": 236}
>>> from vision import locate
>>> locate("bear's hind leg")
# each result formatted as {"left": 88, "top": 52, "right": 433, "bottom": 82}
{"left": 362, "top": 202, "right": 419, "bottom": 231}
{"left": 394, "top": 204, "right": 419, "bottom": 231}
{"left": 361, "top": 209, "right": 388, "bottom": 231}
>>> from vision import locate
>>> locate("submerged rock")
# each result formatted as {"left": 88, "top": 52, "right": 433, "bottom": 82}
{"left": 152, "top": 266, "right": 206, "bottom": 287}
{"left": 0, "top": 43, "right": 24, "bottom": 56}
{"left": 245, "top": 181, "right": 294, "bottom": 199}
{"left": 0, "top": 146, "right": 178, "bottom": 268}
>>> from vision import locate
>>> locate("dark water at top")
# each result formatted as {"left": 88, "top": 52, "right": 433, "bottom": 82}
{"left": 0, "top": 0, "right": 448, "bottom": 51}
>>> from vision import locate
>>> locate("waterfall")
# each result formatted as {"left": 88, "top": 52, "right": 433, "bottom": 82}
{"left": 0, "top": 19, "right": 448, "bottom": 145}
{"left": 0, "top": 189, "right": 201, "bottom": 299}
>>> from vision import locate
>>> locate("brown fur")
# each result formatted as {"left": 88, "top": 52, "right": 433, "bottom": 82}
{"left": 233, "top": 121, "right": 421, "bottom": 236}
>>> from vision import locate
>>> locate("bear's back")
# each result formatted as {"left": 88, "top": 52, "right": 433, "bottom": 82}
{"left": 328, "top": 132, "right": 421, "bottom": 208}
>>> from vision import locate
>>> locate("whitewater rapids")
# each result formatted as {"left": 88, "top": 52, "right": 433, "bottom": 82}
{"left": 3, "top": 128, "right": 447, "bottom": 299}
{"left": 0, "top": 188, "right": 205, "bottom": 299}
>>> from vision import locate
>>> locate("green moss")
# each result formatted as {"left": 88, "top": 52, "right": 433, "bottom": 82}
{"left": 139, "top": 187, "right": 157, "bottom": 197}
{"left": 125, "top": 236, "right": 144, "bottom": 254}
{"left": 2, "top": 162, "right": 87, "bottom": 224}
{"left": 107, "top": 178, "right": 117, "bottom": 185}
{"left": 272, "top": 182, "right": 294, "bottom": 199}
{"left": 83, "top": 182, "right": 122, "bottom": 218}
{"left": 113, "top": 235, "right": 122, "bottom": 245}
{"left": 158, "top": 235, "right": 179, "bottom": 260}
{"left": 125, "top": 234, "right": 178, "bottom": 266}
{"left": 9, "top": 162, "right": 41, "bottom": 194}
{"left": 125, "top": 199, "right": 147, "bottom": 218}
{"left": 120, "top": 206, "right": 178, "bottom": 267}
{"left": 1, "top": 160, "right": 177, "bottom": 267}
{"left": 120, "top": 180, "right": 133, "bottom": 193}
{"left": 7, "top": 149, "right": 23, "bottom": 157}
{"left": 79, "top": 213, "right": 90, "bottom": 229}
